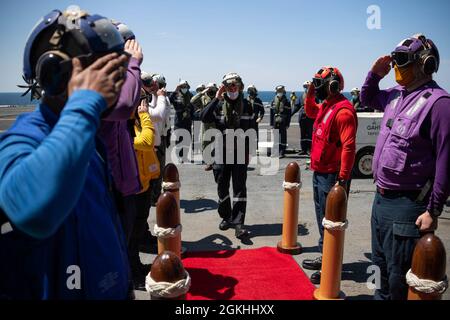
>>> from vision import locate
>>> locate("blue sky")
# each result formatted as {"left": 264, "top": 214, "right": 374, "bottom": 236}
{"left": 0, "top": 0, "right": 449, "bottom": 92}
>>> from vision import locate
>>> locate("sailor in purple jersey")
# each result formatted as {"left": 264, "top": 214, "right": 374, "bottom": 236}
{"left": 97, "top": 23, "right": 147, "bottom": 290}
{"left": 361, "top": 34, "right": 450, "bottom": 300}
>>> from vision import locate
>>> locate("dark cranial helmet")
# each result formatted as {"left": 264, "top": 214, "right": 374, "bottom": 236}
{"left": 111, "top": 20, "right": 135, "bottom": 42}
{"left": 21, "top": 5, "right": 125, "bottom": 98}
{"left": 247, "top": 84, "right": 257, "bottom": 95}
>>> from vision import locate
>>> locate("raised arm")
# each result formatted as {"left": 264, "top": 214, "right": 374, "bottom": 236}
{"left": 360, "top": 56, "right": 393, "bottom": 112}
{"left": 102, "top": 39, "right": 144, "bottom": 121}
{"left": 148, "top": 89, "right": 169, "bottom": 123}
{"left": 0, "top": 91, "right": 106, "bottom": 239}
{"left": 191, "top": 91, "right": 204, "bottom": 109}
{"left": 304, "top": 84, "right": 321, "bottom": 119}
{"left": 134, "top": 109, "right": 155, "bottom": 151}
{"left": 0, "top": 53, "right": 127, "bottom": 239}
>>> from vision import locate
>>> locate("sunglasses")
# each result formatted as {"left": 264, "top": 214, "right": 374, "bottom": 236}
{"left": 391, "top": 51, "right": 418, "bottom": 68}
{"left": 225, "top": 82, "right": 239, "bottom": 89}
{"left": 142, "top": 79, "right": 153, "bottom": 87}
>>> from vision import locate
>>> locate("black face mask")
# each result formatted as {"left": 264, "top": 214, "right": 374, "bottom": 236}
{"left": 208, "top": 91, "right": 216, "bottom": 98}
{"left": 315, "top": 85, "right": 328, "bottom": 101}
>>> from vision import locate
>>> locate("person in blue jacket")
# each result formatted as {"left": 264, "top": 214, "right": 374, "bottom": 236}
{"left": 0, "top": 7, "right": 131, "bottom": 300}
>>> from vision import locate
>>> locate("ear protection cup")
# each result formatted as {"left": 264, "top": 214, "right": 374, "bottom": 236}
{"left": 329, "top": 79, "right": 340, "bottom": 94}
{"left": 416, "top": 35, "right": 438, "bottom": 75}
{"left": 422, "top": 54, "right": 437, "bottom": 75}
{"left": 35, "top": 50, "right": 71, "bottom": 96}
{"left": 423, "top": 56, "right": 437, "bottom": 75}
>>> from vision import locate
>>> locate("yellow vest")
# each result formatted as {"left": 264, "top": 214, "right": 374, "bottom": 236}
{"left": 134, "top": 112, "right": 160, "bottom": 193}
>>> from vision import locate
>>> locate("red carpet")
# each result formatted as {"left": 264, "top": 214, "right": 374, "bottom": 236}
{"left": 182, "top": 247, "right": 315, "bottom": 300}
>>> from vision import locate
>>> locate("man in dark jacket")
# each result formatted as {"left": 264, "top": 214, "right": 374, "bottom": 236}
{"left": 200, "top": 73, "right": 257, "bottom": 240}
{"left": 271, "top": 85, "right": 291, "bottom": 158}
{"left": 247, "top": 85, "right": 265, "bottom": 150}
{"left": 170, "top": 80, "right": 194, "bottom": 161}
{"left": 292, "top": 81, "right": 314, "bottom": 155}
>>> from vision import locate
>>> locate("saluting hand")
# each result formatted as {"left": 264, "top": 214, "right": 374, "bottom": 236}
{"left": 138, "top": 100, "right": 148, "bottom": 113}
{"left": 157, "top": 88, "right": 167, "bottom": 97}
{"left": 125, "top": 39, "right": 144, "bottom": 65}
{"left": 307, "top": 83, "right": 315, "bottom": 98}
{"left": 139, "top": 97, "right": 148, "bottom": 110}
{"left": 68, "top": 52, "right": 129, "bottom": 108}
{"left": 371, "top": 55, "right": 392, "bottom": 78}
{"left": 216, "top": 85, "right": 226, "bottom": 101}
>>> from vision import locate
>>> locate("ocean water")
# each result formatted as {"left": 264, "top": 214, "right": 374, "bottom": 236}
{"left": 0, "top": 92, "right": 38, "bottom": 107}
{"left": 0, "top": 91, "right": 353, "bottom": 106}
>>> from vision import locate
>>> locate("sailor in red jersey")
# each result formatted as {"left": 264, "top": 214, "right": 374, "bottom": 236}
{"left": 300, "top": 67, "right": 358, "bottom": 284}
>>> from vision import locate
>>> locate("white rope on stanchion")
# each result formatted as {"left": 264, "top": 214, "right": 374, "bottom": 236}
{"left": 153, "top": 224, "right": 182, "bottom": 239}
{"left": 406, "top": 269, "right": 448, "bottom": 294}
{"left": 145, "top": 271, "right": 191, "bottom": 298}
{"left": 283, "top": 181, "right": 302, "bottom": 191}
{"left": 162, "top": 181, "right": 181, "bottom": 191}
{"left": 322, "top": 218, "right": 348, "bottom": 231}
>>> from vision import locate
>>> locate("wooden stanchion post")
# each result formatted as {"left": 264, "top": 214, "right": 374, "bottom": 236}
{"left": 162, "top": 164, "right": 186, "bottom": 256}
{"left": 147, "top": 251, "right": 190, "bottom": 300}
{"left": 408, "top": 233, "right": 447, "bottom": 300}
{"left": 163, "top": 163, "right": 180, "bottom": 211}
{"left": 277, "top": 162, "right": 302, "bottom": 255}
{"left": 314, "top": 185, "right": 347, "bottom": 300}
{"left": 155, "top": 192, "right": 182, "bottom": 258}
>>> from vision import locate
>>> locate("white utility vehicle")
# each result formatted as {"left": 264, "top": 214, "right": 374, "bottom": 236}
{"left": 352, "top": 112, "right": 383, "bottom": 178}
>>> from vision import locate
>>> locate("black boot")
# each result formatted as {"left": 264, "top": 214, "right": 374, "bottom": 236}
{"left": 310, "top": 271, "right": 321, "bottom": 285}
{"left": 235, "top": 224, "right": 250, "bottom": 239}
{"left": 131, "top": 262, "right": 147, "bottom": 291}
{"left": 219, "top": 219, "right": 232, "bottom": 231}
{"left": 302, "top": 256, "right": 322, "bottom": 270}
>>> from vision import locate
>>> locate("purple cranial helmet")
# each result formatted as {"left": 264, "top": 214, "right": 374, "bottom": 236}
{"left": 391, "top": 34, "right": 440, "bottom": 74}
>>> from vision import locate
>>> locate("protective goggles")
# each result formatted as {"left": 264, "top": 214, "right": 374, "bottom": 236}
{"left": 391, "top": 51, "right": 419, "bottom": 68}
{"left": 312, "top": 77, "right": 326, "bottom": 89}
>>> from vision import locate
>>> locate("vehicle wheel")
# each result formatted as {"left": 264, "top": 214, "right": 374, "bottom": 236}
{"left": 353, "top": 148, "right": 374, "bottom": 179}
